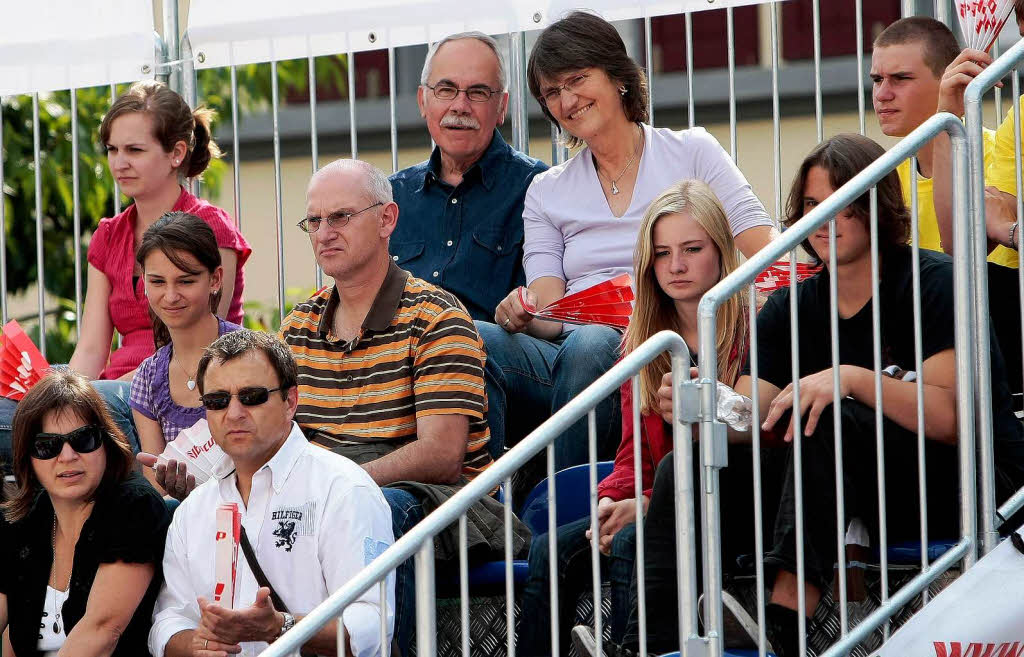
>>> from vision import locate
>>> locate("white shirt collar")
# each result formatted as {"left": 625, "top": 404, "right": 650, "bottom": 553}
{"left": 219, "top": 421, "right": 308, "bottom": 497}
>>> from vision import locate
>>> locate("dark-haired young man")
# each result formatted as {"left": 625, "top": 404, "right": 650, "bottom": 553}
{"left": 150, "top": 330, "right": 395, "bottom": 657}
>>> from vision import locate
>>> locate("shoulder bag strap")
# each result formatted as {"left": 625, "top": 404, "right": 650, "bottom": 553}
{"left": 238, "top": 525, "right": 290, "bottom": 613}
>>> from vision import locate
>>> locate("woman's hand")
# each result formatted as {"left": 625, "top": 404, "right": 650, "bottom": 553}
{"left": 494, "top": 286, "right": 535, "bottom": 334}
{"left": 136, "top": 454, "right": 196, "bottom": 501}
{"left": 586, "top": 497, "right": 649, "bottom": 556}
{"left": 656, "top": 367, "right": 700, "bottom": 425}
{"left": 761, "top": 365, "right": 864, "bottom": 441}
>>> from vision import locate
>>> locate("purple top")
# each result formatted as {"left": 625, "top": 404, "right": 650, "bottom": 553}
{"left": 128, "top": 318, "right": 241, "bottom": 442}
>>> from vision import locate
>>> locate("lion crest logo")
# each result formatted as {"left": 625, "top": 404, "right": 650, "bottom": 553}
{"left": 273, "top": 520, "right": 298, "bottom": 552}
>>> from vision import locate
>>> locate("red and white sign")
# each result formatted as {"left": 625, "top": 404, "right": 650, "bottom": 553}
{"left": 213, "top": 502, "right": 241, "bottom": 609}
{"left": 955, "top": 0, "right": 1015, "bottom": 52}
{"left": 0, "top": 320, "right": 49, "bottom": 401}
{"left": 519, "top": 274, "right": 634, "bottom": 330}
{"left": 873, "top": 530, "right": 1024, "bottom": 656}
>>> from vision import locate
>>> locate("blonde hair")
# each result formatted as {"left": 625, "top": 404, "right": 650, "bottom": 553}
{"left": 623, "top": 179, "right": 749, "bottom": 414}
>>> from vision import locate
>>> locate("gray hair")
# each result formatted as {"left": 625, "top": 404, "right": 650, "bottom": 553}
{"left": 310, "top": 159, "right": 393, "bottom": 205}
{"left": 420, "top": 32, "right": 507, "bottom": 91}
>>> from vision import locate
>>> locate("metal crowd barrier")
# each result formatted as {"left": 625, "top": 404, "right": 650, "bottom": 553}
{"left": 964, "top": 35, "right": 1024, "bottom": 555}
{"left": 260, "top": 329, "right": 696, "bottom": 657}
{"left": 698, "top": 112, "right": 977, "bottom": 657}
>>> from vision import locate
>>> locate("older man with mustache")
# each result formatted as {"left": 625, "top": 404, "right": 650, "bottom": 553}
{"left": 389, "top": 33, "right": 547, "bottom": 333}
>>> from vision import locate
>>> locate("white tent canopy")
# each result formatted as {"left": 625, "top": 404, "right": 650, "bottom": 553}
{"left": 0, "top": 0, "right": 156, "bottom": 96}
{"left": 187, "top": 0, "right": 779, "bottom": 70}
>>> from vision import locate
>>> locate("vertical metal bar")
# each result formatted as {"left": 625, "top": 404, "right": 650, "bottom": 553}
{"left": 348, "top": 50, "right": 358, "bottom": 158}
{"left": 697, "top": 306, "right": 724, "bottom": 657}
{"left": 388, "top": 46, "right": 398, "bottom": 174}
{"left": 379, "top": 580, "right": 388, "bottom": 656}
{"left": 812, "top": 0, "right": 823, "bottom": 143}
{"left": 111, "top": 84, "right": 121, "bottom": 215}
{"left": 748, "top": 286, "right": 768, "bottom": 657}
{"left": 910, "top": 159, "right": 930, "bottom": 605}
{"left": 415, "top": 539, "right": 437, "bottom": 657}
{"left": 870, "top": 187, "right": 890, "bottom": 639}
{"left": 856, "top": 0, "right": 866, "bottom": 135}
{"left": 551, "top": 123, "right": 568, "bottom": 165}
{"left": 71, "top": 88, "right": 83, "bottom": 339}
{"left": 459, "top": 515, "right": 470, "bottom": 657}
{"left": 516, "top": 33, "right": 530, "bottom": 155}
{"left": 993, "top": 41, "right": 1003, "bottom": 117}
{"left": 934, "top": 0, "right": 948, "bottom": 26}
{"left": 950, "top": 126, "right": 977, "bottom": 568}
{"left": 0, "top": 98, "right": 7, "bottom": 324}
{"left": 338, "top": 616, "right": 348, "bottom": 657}
{"left": 508, "top": 32, "right": 527, "bottom": 153}
{"left": 33, "top": 94, "right": 46, "bottom": 358}
{"left": 644, "top": 15, "right": 654, "bottom": 123}
{"left": 271, "top": 60, "right": 286, "bottom": 322}
{"left": 504, "top": 476, "right": 516, "bottom": 657}
{"left": 727, "top": 7, "right": 737, "bottom": 161}
{"left": 309, "top": 54, "right": 324, "bottom": 289}
{"left": 180, "top": 37, "right": 200, "bottom": 197}
{"left": 788, "top": 251, "right": 807, "bottom": 655}
{"left": 685, "top": 12, "right": 695, "bottom": 129}
{"left": 828, "top": 213, "right": 848, "bottom": 636}
{"left": 631, "top": 375, "right": 648, "bottom": 657}
{"left": 546, "top": 442, "right": 560, "bottom": 657}
{"left": 587, "top": 410, "right": 603, "bottom": 656}
{"left": 163, "top": 0, "right": 181, "bottom": 94}
{"left": 967, "top": 99, "right": 998, "bottom": 558}
{"left": 770, "top": 3, "right": 782, "bottom": 222}
{"left": 670, "top": 350, "right": 698, "bottom": 653}
{"left": 230, "top": 65, "right": 242, "bottom": 230}
{"left": 902, "top": 0, "right": 916, "bottom": 17}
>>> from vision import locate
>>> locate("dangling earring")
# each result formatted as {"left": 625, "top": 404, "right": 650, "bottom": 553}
{"left": 619, "top": 86, "right": 627, "bottom": 96}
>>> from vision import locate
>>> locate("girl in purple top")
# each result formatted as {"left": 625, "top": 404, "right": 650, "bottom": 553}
{"left": 129, "top": 212, "right": 241, "bottom": 499}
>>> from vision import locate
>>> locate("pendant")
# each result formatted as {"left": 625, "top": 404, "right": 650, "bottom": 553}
{"left": 611, "top": 181, "right": 619, "bottom": 195}
{"left": 53, "top": 621, "right": 59, "bottom": 633}
{"left": 187, "top": 379, "right": 196, "bottom": 391}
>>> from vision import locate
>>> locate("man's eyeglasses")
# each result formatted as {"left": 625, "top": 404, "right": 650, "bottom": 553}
{"left": 424, "top": 83, "right": 501, "bottom": 103}
{"left": 31, "top": 425, "right": 106, "bottom": 460}
{"left": 539, "top": 73, "right": 591, "bottom": 107}
{"left": 201, "top": 387, "right": 284, "bottom": 411}
{"left": 297, "top": 202, "right": 382, "bottom": 233}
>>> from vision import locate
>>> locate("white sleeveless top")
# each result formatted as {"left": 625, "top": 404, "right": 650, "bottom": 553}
{"left": 37, "top": 585, "right": 69, "bottom": 655}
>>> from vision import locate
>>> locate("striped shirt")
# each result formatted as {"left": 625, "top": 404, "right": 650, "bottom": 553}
{"left": 279, "top": 261, "right": 492, "bottom": 477}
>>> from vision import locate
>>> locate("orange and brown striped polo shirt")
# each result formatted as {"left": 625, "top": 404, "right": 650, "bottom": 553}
{"left": 278, "top": 261, "right": 492, "bottom": 477}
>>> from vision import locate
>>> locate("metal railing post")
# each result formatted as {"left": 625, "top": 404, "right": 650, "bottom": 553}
{"left": 163, "top": 0, "right": 182, "bottom": 93}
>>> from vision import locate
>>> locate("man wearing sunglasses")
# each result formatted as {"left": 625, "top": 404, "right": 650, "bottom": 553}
{"left": 149, "top": 330, "right": 395, "bottom": 657}
{"left": 389, "top": 32, "right": 547, "bottom": 331}
{"left": 282, "top": 159, "right": 529, "bottom": 656}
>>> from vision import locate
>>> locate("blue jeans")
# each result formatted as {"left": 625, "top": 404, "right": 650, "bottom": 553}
{"left": 477, "top": 322, "right": 621, "bottom": 467}
{"left": 0, "top": 379, "right": 138, "bottom": 473}
{"left": 518, "top": 517, "right": 636, "bottom": 656}
{"left": 381, "top": 486, "right": 425, "bottom": 657}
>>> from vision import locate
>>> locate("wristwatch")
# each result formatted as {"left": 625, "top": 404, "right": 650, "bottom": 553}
{"left": 278, "top": 611, "right": 296, "bottom": 638}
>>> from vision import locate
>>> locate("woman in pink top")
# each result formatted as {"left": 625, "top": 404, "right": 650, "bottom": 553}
{"left": 0, "top": 82, "right": 249, "bottom": 470}
{"left": 69, "top": 80, "right": 250, "bottom": 382}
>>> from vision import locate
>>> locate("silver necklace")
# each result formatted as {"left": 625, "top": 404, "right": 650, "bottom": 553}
{"left": 172, "top": 355, "right": 198, "bottom": 391}
{"left": 50, "top": 517, "right": 71, "bottom": 635}
{"left": 596, "top": 124, "right": 642, "bottom": 195}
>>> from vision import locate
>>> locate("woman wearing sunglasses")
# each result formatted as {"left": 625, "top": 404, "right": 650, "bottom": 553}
{"left": 129, "top": 212, "right": 242, "bottom": 500}
{"left": 0, "top": 369, "right": 170, "bottom": 657}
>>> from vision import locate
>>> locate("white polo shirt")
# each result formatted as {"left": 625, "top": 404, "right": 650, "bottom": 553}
{"left": 149, "top": 422, "right": 395, "bottom": 657}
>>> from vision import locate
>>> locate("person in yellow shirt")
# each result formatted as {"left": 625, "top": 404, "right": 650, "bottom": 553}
{"left": 871, "top": 18, "right": 1010, "bottom": 262}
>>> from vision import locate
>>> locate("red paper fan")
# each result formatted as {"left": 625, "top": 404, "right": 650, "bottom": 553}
{"left": 956, "top": 0, "right": 1015, "bottom": 52}
{"left": 754, "top": 261, "right": 822, "bottom": 295}
{"left": 0, "top": 320, "right": 50, "bottom": 400}
{"left": 520, "top": 274, "right": 634, "bottom": 329}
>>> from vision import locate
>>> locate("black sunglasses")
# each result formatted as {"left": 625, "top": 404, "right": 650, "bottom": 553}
{"left": 201, "top": 386, "right": 283, "bottom": 411}
{"left": 31, "top": 425, "right": 106, "bottom": 460}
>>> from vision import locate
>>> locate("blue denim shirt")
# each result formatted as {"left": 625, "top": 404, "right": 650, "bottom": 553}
{"left": 389, "top": 129, "right": 548, "bottom": 321}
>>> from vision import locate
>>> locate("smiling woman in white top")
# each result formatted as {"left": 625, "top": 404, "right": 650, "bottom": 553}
{"left": 480, "top": 11, "right": 775, "bottom": 486}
